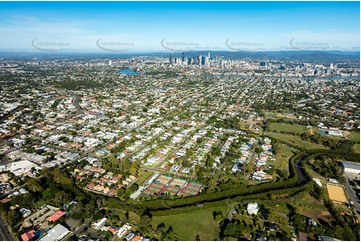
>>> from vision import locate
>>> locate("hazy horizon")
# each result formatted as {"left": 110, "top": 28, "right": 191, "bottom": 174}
{"left": 0, "top": 1, "right": 359, "bottom": 52}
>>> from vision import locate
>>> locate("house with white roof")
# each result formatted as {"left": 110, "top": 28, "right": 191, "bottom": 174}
{"left": 247, "top": 203, "right": 259, "bottom": 215}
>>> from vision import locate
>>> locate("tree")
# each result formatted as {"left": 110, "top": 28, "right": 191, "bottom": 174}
{"left": 93, "top": 211, "right": 104, "bottom": 221}
{"left": 333, "top": 225, "right": 344, "bottom": 239}
{"left": 120, "top": 160, "right": 131, "bottom": 172}
{"left": 107, "top": 155, "right": 118, "bottom": 166}
{"left": 51, "top": 168, "right": 72, "bottom": 185}
{"left": 139, "top": 215, "right": 153, "bottom": 236}
{"left": 26, "top": 178, "right": 43, "bottom": 192}
{"left": 206, "top": 156, "right": 214, "bottom": 168}
{"left": 213, "top": 147, "right": 221, "bottom": 156}
{"left": 243, "top": 163, "right": 253, "bottom": 176}
{"left": 157, "top": 223, "right": 167, "bottom": 238}
{"left": 207, "top": 179, "right": 218, "bottom": 191}
{"left": 117, "top": 188, "right": 126, "bottom": 198}
{"left": 129, "top": 166, "right": 138, "bottom": 176}
{"left": 105, "top": 231, "right": 113, "bottom": 240}
{"left": 214, "top": 214, "right": 223, "bottom": 223}
{"left": 130, "top": 183, "right": 139, "bottom": 192}
{"left": 255, "top": 147, "right": 264, "bottom": 154}
{"left": 164, "top": 226, "right": 175, "bottom": 240}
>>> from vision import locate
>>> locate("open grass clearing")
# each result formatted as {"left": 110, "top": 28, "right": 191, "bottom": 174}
{"left": 345, "top": 131, "right": 360, "bottom": 142}
{"left": 352, "top": 144, "right": 360, "bottom": 153}
{"left": 269, "top": 122, "right": 309, "bottom": 134}
{"left": 108, "top": 208, "right": 140, "bottom": 225}
{"left": 263, "top": 111, "right": 298, "bottom": 120}
{"left": 301, "top": 210, "right": 333, "bottom": 223}
{"left": 151, "top": 206, "right": 228, "bottom": 241}
{"left": 265, "top": 132, "right": 328, "bottom": 150}
{"left": 274, "top": 144, "right": 298, "bottom": 177}
{"left": 136, "top": 169, "right": 154, "bottom": 186}
{"left": 289, "top": 192, "right": 333, "bottom": 222}
{"left": 303, "top": 162, "right": 327, "bottom": 185}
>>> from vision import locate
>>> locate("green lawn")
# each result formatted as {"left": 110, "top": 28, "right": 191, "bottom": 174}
{"left": 274, "top": 144, "right": 298, "bottom": 177}
{"left": 136, "top": 169, "right": 154, "bottom": 186}
{"left": 263, "top": 111, "right": 297, "bottom": 120}
{"left": 269, "top": 123, "right": 309, "bottom": 134}
{"left": 353, "top": 144, "right": 360, "bottom": 153}
{"left": 151, "top": 206, "right": 228, "bottom": 241}
{"left": 303, "top": 162, "right": 327, "bottom": 185}
{"left": 266, "top": 132, "right": 328, "bottom": 150}
{"left": 346, "top": 132, "right": 360, "bottom": 142}
{"left": 107, "top": 208, "right": 140, "bottom": 225}
{"left": 294, "top": 192, "right": 333, "bottom": 222}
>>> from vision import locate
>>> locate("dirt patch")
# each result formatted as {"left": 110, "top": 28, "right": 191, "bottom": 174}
{"left": 326, "top": 184, "right": 347, "bottom": 203}
{"left": 301, "top": 210, "right": 333, "bottom": 222}
{"left": 65, "top": 217, "right": 80, "bottom": 231}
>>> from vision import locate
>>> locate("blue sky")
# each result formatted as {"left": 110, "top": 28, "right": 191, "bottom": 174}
{"left": 0, "top": 1, "right": 359, "bottom": 52}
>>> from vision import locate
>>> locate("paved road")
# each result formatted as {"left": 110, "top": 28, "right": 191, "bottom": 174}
{"left": 343, "top": 177, "right": 360, "bottom": 218}
{"left": 0, "top": 216, "right": 16, "bottom": 241}
{"left": 0, "top": 183, "right": 26, "bottom": 200}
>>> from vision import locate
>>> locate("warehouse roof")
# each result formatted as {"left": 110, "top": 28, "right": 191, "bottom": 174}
{"left": 342, "top": 161, "right": 360, "bottom": 171}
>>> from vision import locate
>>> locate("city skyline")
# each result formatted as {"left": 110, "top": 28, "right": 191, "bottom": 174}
{"left": 0, "top": 1, "right": 359, "bottom": 52}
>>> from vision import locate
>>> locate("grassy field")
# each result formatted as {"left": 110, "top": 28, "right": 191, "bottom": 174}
{"left": 289, "top": 191, "right": 333, "bottom": 222}
{"left": 274, "top": 144, "right": 298, "bottom": 177}
{"left": 263, "top": 111, "right": 297, "bottom": 120}
{"left": 303, "top": 162, "right": 327, "bottom": 183}
{"left": 151, "top": 206, "right": 228, "bottom": 241}
{"left": 266, "top": 132, "right": 328, "bottom": 150}
{"left": 346, "top": 132, "right": 360, "bottom": 142}
{"left": 269, "top": 123, "right": 309, "bottom": 134}
{"left": 136, "top": 169, "right": 154, "bottom": 186}
{"left": 353, "top": 144, "right": 360, "bottom": 153}
{"left": 106, "top": 208, "right": 140, "bottom": 226}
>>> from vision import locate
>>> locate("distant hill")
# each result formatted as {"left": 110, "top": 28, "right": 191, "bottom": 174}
{"left": 0, "top": 50, "right": 359, "bottom": 63}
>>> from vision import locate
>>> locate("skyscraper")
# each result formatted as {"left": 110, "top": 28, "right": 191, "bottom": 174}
{"left": 181, "top": 52, "right": 185, "bottom": 63}
{"left": 201, "top": 56, "right": 206, "bottom": 65}
{"left": 187, "top": 57, "right": 192, "bottom": 65}
{"left": 169, "top": 54, "right": 172, "bottom": 64}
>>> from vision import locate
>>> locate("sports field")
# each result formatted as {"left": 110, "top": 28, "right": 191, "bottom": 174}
{"left": 326, "top": 184, "right": 347, "bottom": 203}
{"left": 269, "top": 122, "right": 309, "bottom": 134}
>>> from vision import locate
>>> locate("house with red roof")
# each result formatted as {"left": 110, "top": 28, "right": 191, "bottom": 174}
{"left": 87, "top": 183, "right": 95, "bottom": 189}
{"left": 132, "top": 235, "right": 143, "bottom": 241}
{"left": 108, "top": 227, "right": 117, "bottom": 235}
{"left": 21, "top": 230, "right": 36, "bottom": 241}
{"left": 46, "top": 210, "right": 67, "bottom": 222}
